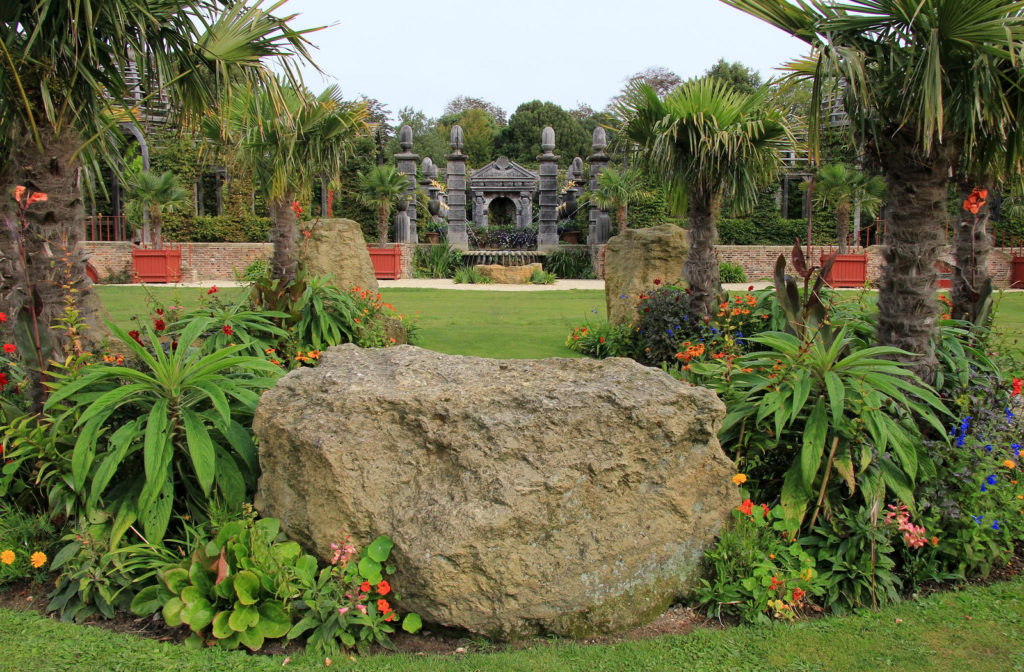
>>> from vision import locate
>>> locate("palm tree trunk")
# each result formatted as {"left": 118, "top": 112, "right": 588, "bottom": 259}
{"left": 951, "top": 184, "right": 992, "bottom": 321}
{"left": 617, "top": 204, "right": 627, "bottom": 234}
{"left": 269, "top": 196, "right": 298, "bottom": 284}
{"left": 876, "top": 133, "right": 955, "bottom": 383}
{"left": 377, "top": 204, "right": 389, "bottom": 245}
{"left": 836, "top": 202, "right": 852, "bottom": 254}
{"left": 0, "top": 127, "right": 105, "bottom": 407}
{"left": 151, "top": 205, "right": 163, "bottom": 249}
{"left": 684, "top": 192, "right": 721, "bottom": 320}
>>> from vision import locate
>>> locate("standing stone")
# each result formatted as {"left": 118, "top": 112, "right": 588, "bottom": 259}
{"left": 393, "top": 196, "right": 412, "bottom": 243}
{"left": 446, "top": 125, "right": 469, "bottom": 250}
{"left": 299, "top": 218, "right": 378, "bottom": 291}
{"left": 588, "top": 127, "right": 611, "bottom": 245}
{"left": 537, "top": 126, "right": 559, "bottom": 250}
{"left": 254, "top": 344, "right": 735, "bottom": 639}
{"left": 519, "top": 191, "right": 533, "bottom": 229}
{"left": 394, "top": 125, "right": 420, "bottom": 243}
{"left": 605, "top": 223, "right": 689, "bottom": 325}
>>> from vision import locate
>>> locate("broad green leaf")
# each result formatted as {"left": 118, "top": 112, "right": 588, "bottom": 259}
{"left": 367, "top": 535, "right": 394, "bottom": 563}
{"left": 70, "top": 417, "right": 103, "bottom": 493}
{"left": 239, "top": 625, "right": 265, "bottom": 651}
{"left": 801, "top": 398, "right": 828, "bottom": 493}
{"left": 780, "top": 462, "right": 810, "bottom": 529}
{"left": 130, "top": 585, "right": 164, "bottom": 616}
{"left": 790, "top": 369, "right": 812, "bottom": 424}
{"left": 162, "top": 596, "right": 185, "bottom": 627}
{"left": 256, "top": 601, "right": 291, "bottom": 639}
{"left": 402, "top": 612, "right": 423, "bottom": 633}
{"left": 163, "top": 567, "right": 190, "bottom": 594}
{"left": 234, "top": 570, "right": 260, "bottom": 606}
{"left": 823, "top": 371, "right": 845, "bottom": 427}
{"left": 228, "top": 603, "right": 260, "bottom": 632}
{"left": 182, "top": 408, "right": 216, "bottom": 495}
{"left": 141, "top": 477, "right": 173, "bottom": 544}
{"left": 212, "top": 611, "right": 234, "bottom": 639}
{"left": 358, "top": 556, "right": 382, "bottom": 584}
{"left": 294, "top": 554, "right": 318, "bottom": 586}
{"left": 181, "top": 598, "right": 215, "bottom": 631}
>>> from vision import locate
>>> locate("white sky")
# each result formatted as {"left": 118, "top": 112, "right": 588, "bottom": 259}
{"left": 282, "top": 0, "right": 809, "bottom": 121}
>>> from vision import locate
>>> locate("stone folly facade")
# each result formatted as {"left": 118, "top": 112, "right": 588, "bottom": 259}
{"left": 386, "top": 124, "right": 610, "bottom": 251}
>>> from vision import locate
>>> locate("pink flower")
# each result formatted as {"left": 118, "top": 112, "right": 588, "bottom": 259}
{"left": 337, "top": 607, "right": 349, "bottom": 615}
{"left": 357, "top": 604, "right": 367, "bottom": 615}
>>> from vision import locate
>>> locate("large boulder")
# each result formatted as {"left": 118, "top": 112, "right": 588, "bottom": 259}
{"left": 300, "top": 218, "right": 377, "bottom": 291}
{"left": 474, "top": 262, "right": 542, "bottom": 284}
{"left": 254, "top": 344, "right": 735, "bottom": 639}
{"left": 605, "top": 224, "right": 688, "bottom": 325}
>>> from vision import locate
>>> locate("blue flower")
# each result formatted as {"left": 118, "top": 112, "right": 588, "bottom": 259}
{"left": 1007, "top": 407, "right": 1015, "bottom": 422}
{"left": 1013, "top": 443, "right": 1021, "bottom": 457}
{"left": 986, "top": 474, "right": 997, "bottom": 485}
{"left": 972, "top": 514, "right": 984, "bottom": 525}
{"left": 985, "top": 444, "right": 993, "bottom": 453}
{"left": 992, "top": 520, "right": 1000, "bottom": 531}
{"left": 619, "top": 294, "right": 628, "bottom": 300}
{"left": 981, "top": 484, "right": 987, "bottom": 492}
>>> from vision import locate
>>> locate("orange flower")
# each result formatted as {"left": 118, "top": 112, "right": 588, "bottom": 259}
{"left": 737, "top": 499, "right": 754, "bottom": 515}
{"left": 13, "top": 186, "right": 26, "bottom": 202}
{"left": 1004, "top": 460, "right": 1017, "bottom": 469}
{"left": 732, "top": 473, "right": 747, "bottom": 485}
{"left": 27, "top": 192, "right": 47, "bottom": 204}
{"left": 360, "top": 581, "right": 371, "bottom": 592}
{"left": 377, "top": 599, "right": 391, "bottom": 614}
{"left": 30, "top": 551, "right": 47, "bottom": 568}
{"left": 377, "top": 580, "right": 391, "bottom": 595}
{"left": 791, "top": 587, "right": 805, "bottom": 603}
{"left": 0, "top": 550, "right": 14, "bottom": 565}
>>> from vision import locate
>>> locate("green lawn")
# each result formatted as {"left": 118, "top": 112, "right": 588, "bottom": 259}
{"left": 1, "top": 576, "right": 1021, "bottom": 672}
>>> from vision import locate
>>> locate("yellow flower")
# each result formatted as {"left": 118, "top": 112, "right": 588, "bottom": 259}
{"left": 0, "top": 550, "right": 14, "bottom": 565}
{"left": 30, "top": 551, "right": 47, "bottom": 569}
{"left": 732, "top": 473, "right": 747, "bottom": 485}
{"left": 1004, "top": 460, "right": 1017, "bottom": 469}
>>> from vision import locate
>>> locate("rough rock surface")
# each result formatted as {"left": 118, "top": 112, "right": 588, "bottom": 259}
{"left": 300, "top": 218, "right": 378, "bottom": 291}
{"left": 254, "top": 344, "right": 735, "bottom": 639}
{"left": 604, "top": 224, "right": 688, "bottom": 324}
{"left": 474, "top": 262, "right": 542, "bottom": 284}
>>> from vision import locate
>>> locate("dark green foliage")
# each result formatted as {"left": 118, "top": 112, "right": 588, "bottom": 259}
{"left": 719, "top": 261, "right": 747, "bottom": 283}
{"left": 413, "top": 242, "right": 464, "bottom": 278}
{"left": 496, "top": 101, "right": 589, "bottom": 167}
{"left": 704, "top": 58, "right": 762, "bottom": 95}
{"left": 626, "top": 185, "right": 667, "bottom": 228}
{"left": 161, "top": 215, "right": 271, "bottom": 243}
{"left": 544, "top": 249, "right": 595, "bottom": 279}
{"left": 565, "top": 319, "right": 634, "bottom": 358}
{"left": 633, "top": 284, "right": 704, "bottom": 366}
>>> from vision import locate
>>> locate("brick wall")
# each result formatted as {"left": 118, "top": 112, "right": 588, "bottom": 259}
{"left": 85, "top": 242, "right": 273, "bottom": 281}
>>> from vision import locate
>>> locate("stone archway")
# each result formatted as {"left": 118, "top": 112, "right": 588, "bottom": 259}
{"left": 487, "top": 196, "right": 517, "bottom": 228}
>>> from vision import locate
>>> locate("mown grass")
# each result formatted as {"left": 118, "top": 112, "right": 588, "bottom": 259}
{"left": 1, "top": 575, "right": 1021, "bottom": 672}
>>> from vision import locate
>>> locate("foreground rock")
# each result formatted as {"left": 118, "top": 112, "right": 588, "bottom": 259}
{"left": 300, "top": 218, "right": 377, "bottom": 291}
{"left": 604, "top": 224, "right": 688, "bottom": 324}
{"left": 474, "top": 262, "right": 542, "bottom": 284}
{"left": 254, "top": 345, "right": 734, "bottom": 639}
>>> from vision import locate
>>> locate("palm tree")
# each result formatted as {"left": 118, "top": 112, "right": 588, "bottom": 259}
{"left": 592, "top": 167, "right": 650, "bottom": 235}
{"left": 124, "top": 170, "right": 191, "bottom": 248}
{"left": 615, "top": 78, "right": 789, "bottom": 318}
{"left": 0, "top": 0, "right": 321, "bottom": 395}
{"left": 358, "top": 165, "right": 409, "bottom": 245}
{"left": 804, "top": 164, "right": 885, "bottom": 254}
{"left": 723, "top": 0, "right": 1024, "bottom": 381}
{"left": 212, "top": 84, "right": 369, "bottom": 284}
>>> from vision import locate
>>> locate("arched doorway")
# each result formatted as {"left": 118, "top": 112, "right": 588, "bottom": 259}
{"left": 487, "top": 196, "right": 516, "bottom": 228}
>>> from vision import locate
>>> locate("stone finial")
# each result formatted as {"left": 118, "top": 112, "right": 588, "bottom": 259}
{"left": 450, "top": 125, "right": 464, "bottom": 152}
{"left": 592, "top": 127, "right": 607, "bottom": 151}
{"left": 428, "top": 163, "right": 438, "bottom": 180}
{"left": 541, "top": 126, "right": 556, "bottom": 153}
{"left": 421, "top": 157, "right": 433, "bottom": 176}
{"left": 569, "top": 157, "right": 584, "bottom": 180}
{"left": 399, "top": 125, "right": 413, "bottom": 151}
{"left": 396, "top": 195, "right": 408, "bottom": 212}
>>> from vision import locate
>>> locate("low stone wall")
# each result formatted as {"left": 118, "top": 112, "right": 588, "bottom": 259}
{"left": 82, "top": 240, "right": 1019, "bottom": 287}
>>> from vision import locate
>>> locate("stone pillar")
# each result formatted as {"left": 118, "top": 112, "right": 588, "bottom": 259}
{"left": 519, "top": 191, "right": 533, "bottom": 229}
{"left": 424, "top": 160, "right": 442, "bottom": 225}
{"left": 445, "top": 125, "right": 469, "bottom": 250}
{"left": 394, "top": 124, "right": 420, "bottom": 243}
{"left": 473, "top": 194, "right": 487, "bottom": 228}
{"left": 587, "top": 127, "right": 611, "bottom": 245}
{"left": 393, "top": 194, "right": 412, "bottom": 243}
{"left": 563, "top": 157, "right": 584, "bottom": 221}
{"left": 537, "top": 126, "right": 560, "bottom": 250}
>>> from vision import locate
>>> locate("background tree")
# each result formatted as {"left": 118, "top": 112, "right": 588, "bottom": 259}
{"left": 443, "top": 96, "right": 508, "bottom": 127}
{"left": 592, "top": 168, "right": 650, "bottom": 234}
{"left": 214, "top": 84, "right": 369, "bottom": 283}
{"left": 358, "top": 165, "right": 409, "bottom": 244}
{"left": 803, "top": 164, "right": 885, "bottom": 253}
{"left": 437, "top": 108, "right": 499, "bottom": 168}
{"left": 615, "top": 79, "right": 789, "bottom": 318}
{"left": 124, "top": 170, "right": 192, "bottom": 249}
{"left": 0, "top": 0, "right": 319, "bottom": 404}
{"left": 725, "top": 0, "right": 1024, "bottom": 381}
{"left": 704, "top": 59, "right": 763, "bottom": 95}
{"left": 497, "top": 101, "right": 589, "bottom": 167}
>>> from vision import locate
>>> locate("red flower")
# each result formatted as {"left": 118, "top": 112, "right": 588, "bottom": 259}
{"left": 153, "top": 319, "right": 166, "bottom": 332}
{"left": 377, "top": 580, "right": 391, "bottom": 596}
{"left": 761, "top": 503, "right": 771, "bottom": 518}
{"left": 963, "top": 187, "right": 988, "bottom": 214}
{"left": 155, "top": 308, "right": 163, "bottom": 316}
{"left": 384, "top": 612, "right": 396, "bottom": 622}
{"left": 792, "top": 587, "right": 805, "bottom": 603}
{"left": 291, "top": 200, "right": 303, "bottom": 215}
{"left": 377, "top": 599, "right": 391, "bottom": 614}
{"left": 360, "top": 581, "right": 371, "bottom": 593}
{"left": 13, "top": 186, "right": 25, "bottom": 202}
{"left": 222, "top": 324, "right": 233, "bottom": 336}
{"left": 27, "top": 192, "right": 47, "bottom": 204}
{"left": 2, "top": 343, "right": 15, "bottom": 354}
{"left": 128, "top": 330, "right": 142, "bottom": 345}
{"left": 748, "top": 285, "right": 754, "bottom": 291}
{"left": 0, "top": 372, "right": 8, "bottom": 391}
{"left": 737, "top": 499, "right": 754, "bottom": 515}
{"left": 1013, "top": 377, "right": 1023, "bottom": 396}
{"left": 769, "top": 576, "right": 782, "bottom": 591}
{"left": 207, "top": 285, "right": 218, "bottom": 295}
{"left": 0, "top": 311, "right": 6, "bottom": 323}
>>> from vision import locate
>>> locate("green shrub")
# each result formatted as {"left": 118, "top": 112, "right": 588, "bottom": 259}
{"left": 719, "top": 261, "right": 747, "bottom": 283}
{"left": 0, "top": 503, "right": 59, "bottom": 585}
{"left": 697, "top": 503, "right": 825, "bottom": 623}
{"left": 453, "top": 267, "right": 493, "bottom": 284}
{"left": 528, "top": 268, "right": 556, "bottom": 285}
{"left": 544, "top": 248, "right": 595, "bottom": 279}
{"left": 237, "top": 258, "right": 269, "bottom": 283}
{"left": 413, "top": 242, "right": 463, "bottom": 278}
{"left": 565, "top": 319, "right": 634, "bottom": 358}
{"left": 632, "top": 284, "right": 705, "bottom": 366}
{"left": 162, "top": 214, "right": 271, "bottom": 243}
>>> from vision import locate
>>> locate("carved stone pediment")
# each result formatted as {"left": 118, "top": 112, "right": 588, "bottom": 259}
{"left": 469, "top": 157, "right": 539, "bottom": 192}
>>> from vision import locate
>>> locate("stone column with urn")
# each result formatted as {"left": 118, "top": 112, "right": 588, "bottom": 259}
{"left": 587, "top": 127, "right": 611, "bottom": 245}
{"left": 537, "top": 126, "right": 559, "bottom": 251}
{"left": 394, "top": 124, "right": 420, "bottom": 243}
{"left": 445, "top": 125, "right": 469, "bottom": 250}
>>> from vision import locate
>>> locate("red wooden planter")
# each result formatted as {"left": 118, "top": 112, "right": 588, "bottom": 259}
{"left": 132, "top": 246, "right": 182, "bottom": 283}
{"left": 368, "top": 245, "right": 402, "bottom": 280}
{"left": 1012, "top": 257, "right": 1024, "bottom": 289}
{"left": 820, "top": 253, "right": 868, "bottom": 288}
